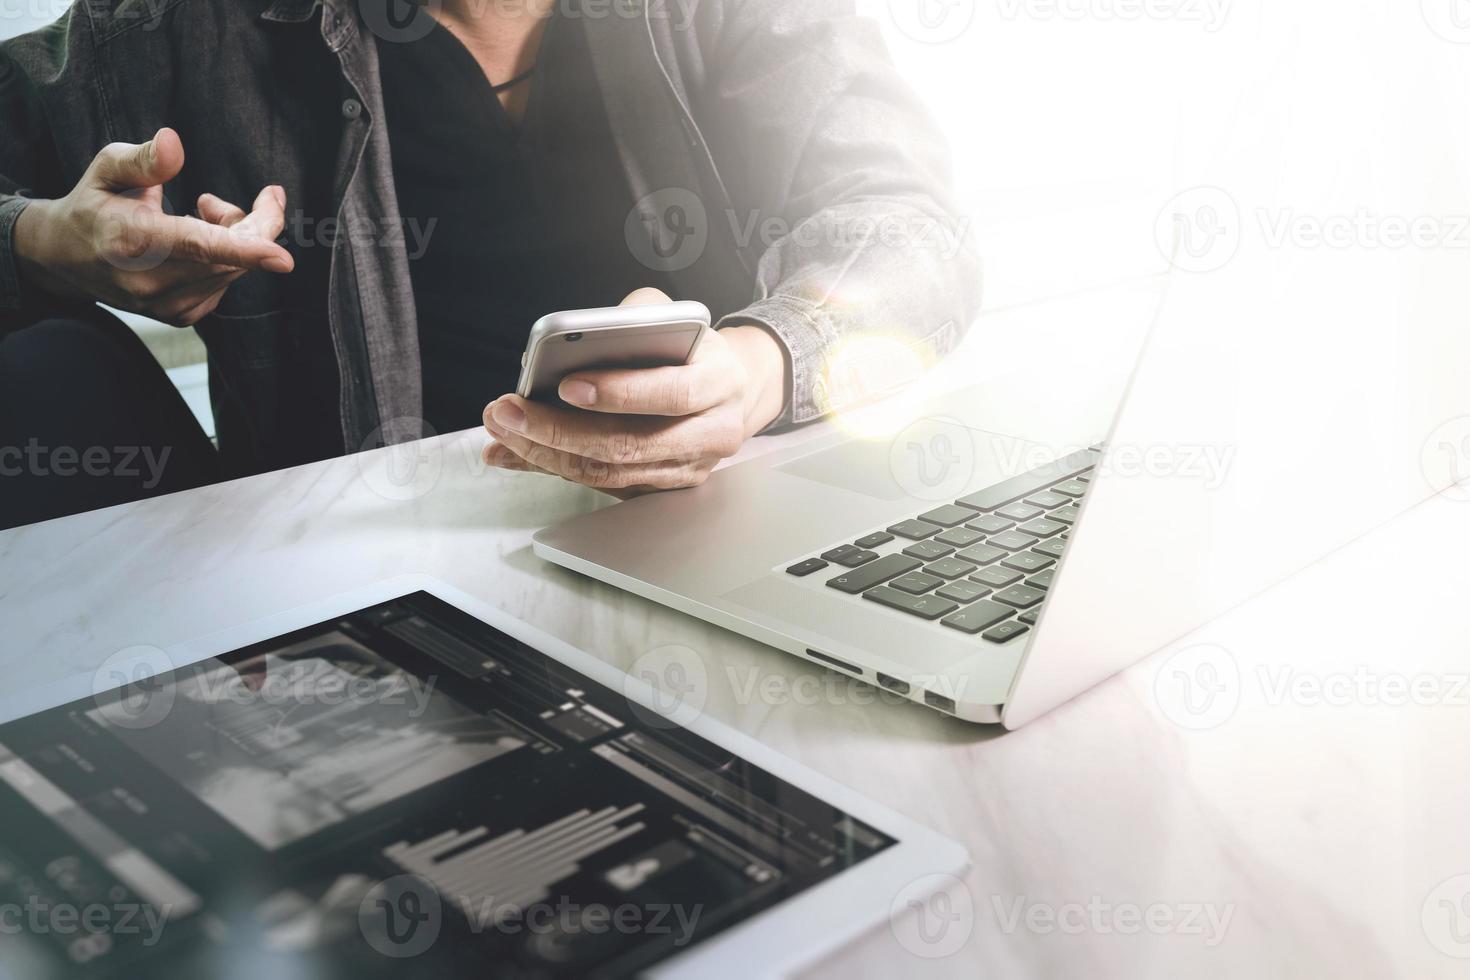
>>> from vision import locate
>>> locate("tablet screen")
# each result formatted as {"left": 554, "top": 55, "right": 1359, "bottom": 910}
{"left": 0, "top": 592, "right": 894, "bottom": 978}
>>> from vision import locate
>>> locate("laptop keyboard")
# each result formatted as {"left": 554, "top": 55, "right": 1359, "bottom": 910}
{"left": 783, "top": 449, "right": 1098, "bottom": 645}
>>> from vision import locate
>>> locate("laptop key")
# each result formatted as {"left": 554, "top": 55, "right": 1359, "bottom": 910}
{"left": 864, "top": 586, "right": 959, "bottom": 620}
{"left": 988, "top": 530, "right": 1039, "bottom": 551}
{"left": 940, "top": 600, "right": 1014, "bottom": 634}
{"left": 955, "top": 450, "right": 1097, "bottom": 511}
{"left": 997, "top": 502, "right": 1044, "bottom": 521}
{"left": 1027, "top": 568, "right": 1057, "bottom": 589}
{"left": 1019, "top": 608, "right": 1040, "bottom": 624}
{"left": 856, "top": 531, "right": 895, "bottom": 549}
{"left": 835, "top": 549, "right": 880, "bottom": 568}
{"left": 970, "top": 566, "right": 1023, "bottom": 588}
{"left": 926, "top": 558, "right": 979, "bottom": 580}
{"left": 890, "top": 572, "right": 944, "bottom": 595}
{"left": 964, "top": 514, "right": 1015, "bottom": 534}
{"left": 956, "top": 544, "right": 1007, "bottom": 566}
{"left": 1001, "top": 551, "right": 1054, "bottom": 574}
{"left": 994, "top": 584, "right": 1046, "bottom": 609}
{"left": 903, "top": 541, "right": 954, "bottom": 561}
{"left": 918, "top": 504, "right": 975, "bottom": 527}
{"left": 983, "top": 621, "right": 1030, "bottom": 643}
{"left": 1017, "top": 518, "right": 1066, "bottom": 539}
{"left": 935, "top": 527, "right": 984, "bottom": 548}
{"left": 822, "top": 544, "right": 863, "bottom": 564}
{"left": 786, "top": 558, "right": 829, "bottom": 577}
{"left": 1034, "top": 538, "right": 1066, "bottom": 559}
{"left": 826, "top": 554, "right": 921, "bottom": 594}
{"left": 1049, "top": 505, "right": 1081, "bottom": 525}
{"left": 1053, "top": 480, "right": 1089, "bottom": 498}
{"left": 937, "top": 580, "right": 990, "bottom": 604}
{"left": 888, "top": 519, "right": 943, "bottom": 540}
{"left": 1024, "top": 491, "right": 1070, "bottom": 509}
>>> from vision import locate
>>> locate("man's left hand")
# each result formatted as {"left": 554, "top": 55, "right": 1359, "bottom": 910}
{"left": 482, "top": 288, "right": 787, "bottom": 496}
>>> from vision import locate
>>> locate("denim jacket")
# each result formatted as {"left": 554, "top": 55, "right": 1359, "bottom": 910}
{"left": 0, "top": 0, "right": 981, "bottom": 476}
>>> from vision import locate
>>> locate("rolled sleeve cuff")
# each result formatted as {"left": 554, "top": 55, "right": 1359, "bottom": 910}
{"left": 717, "top": 295, "right": 838, "bottom": 432}
{"left": 0, "top": 194, "right": 34, "bottom": 311}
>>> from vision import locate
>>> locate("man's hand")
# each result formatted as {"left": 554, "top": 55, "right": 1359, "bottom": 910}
{"left": 483, "top": 288, "right": 787, "bottom": 496}
{"left": 13, "top": 127, "right": 294, "bottom": 326}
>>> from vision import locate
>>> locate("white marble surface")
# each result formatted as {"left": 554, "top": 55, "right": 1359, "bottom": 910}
{"left": 3, "top": 279, "right": 1468, "bottom": 977}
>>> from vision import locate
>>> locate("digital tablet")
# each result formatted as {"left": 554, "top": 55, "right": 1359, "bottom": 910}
{"left": 0, "top": 576, "right": 968, "bottom": 978}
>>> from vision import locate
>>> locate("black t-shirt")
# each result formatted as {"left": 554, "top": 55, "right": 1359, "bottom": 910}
{"left": 376, "top": 11, "right": 669, "bottom": 433}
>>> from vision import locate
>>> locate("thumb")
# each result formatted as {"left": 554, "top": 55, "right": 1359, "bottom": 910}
{"left": 619, "top": 287, "right": 673, "bottom": 307}
{"left": 91, "top": 127, "right": 185, "bottom": 190}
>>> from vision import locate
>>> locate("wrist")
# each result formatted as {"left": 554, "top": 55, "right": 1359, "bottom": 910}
{"left": 13, "top": 199, "right": 64, "bottom": 297}
{"left": 722, "top": 324, "right": 788, "bottom": 437}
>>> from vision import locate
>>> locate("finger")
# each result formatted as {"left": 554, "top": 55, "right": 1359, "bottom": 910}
{"left": 197, "top": 193, "right": 247, "bottom": 228}
{"left": 155, "top": 214, "right": 294, "bottom": 273}
{"left": 92, "top": 127, "right": 185, "bottom": 190}
{"left": 557, "top": 351, "right": 738, "bottom": 417}
{"left": 232, "top": 185, "right": 288, "bottom": 241}
{"left": 482, "top": 442, "right": 555, "bottom": 477}
{"left": 152, "top": 265, "right": 248, "bottom": 302}
{"left": 619, "top": 287, "right": 673, "bottom": 307}
{"left": 484, "top": 395, "right": 740, "bottom": 465}
{"left": 485, "top": 426, "right": 711, "bottom": 491}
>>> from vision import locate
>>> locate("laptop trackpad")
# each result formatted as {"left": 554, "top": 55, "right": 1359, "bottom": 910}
{"left": 775, "top": 439, "right": 909, "bottom": 501}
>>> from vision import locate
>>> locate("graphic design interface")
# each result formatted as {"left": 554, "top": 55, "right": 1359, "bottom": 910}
{"left": 0, "top": 593, "right": 893, "bottom": 978}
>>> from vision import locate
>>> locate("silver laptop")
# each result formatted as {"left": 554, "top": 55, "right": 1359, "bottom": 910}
{"left": 532, "top": 247, "right": 1470, "bottom": 728}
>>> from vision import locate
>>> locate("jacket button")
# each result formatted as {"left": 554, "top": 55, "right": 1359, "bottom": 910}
{"left": 341, "top": 98, "right": 363, "bottom": 120}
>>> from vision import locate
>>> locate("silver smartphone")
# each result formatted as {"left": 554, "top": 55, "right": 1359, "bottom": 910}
{"left": 515, "top": 301, "right": 710, "bottom": 402}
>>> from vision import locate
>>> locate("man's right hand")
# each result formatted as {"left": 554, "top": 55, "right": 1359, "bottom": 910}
{"left": 12, "top": 127, "right": 294, "bottom": 326}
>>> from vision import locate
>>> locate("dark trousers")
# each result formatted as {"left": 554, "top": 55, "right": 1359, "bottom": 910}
{"left": 0, "top": 307, "right": 220, "bottom": 530}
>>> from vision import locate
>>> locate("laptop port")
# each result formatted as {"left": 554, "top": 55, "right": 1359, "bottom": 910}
{"left": 877, "top": 673, "right": 911, "bottom": 695}
{"left": 805, "top": 649, "right": 861, "bottom": 675}
{"left": 924, "top": 691, "right": 956, "bottom": 713}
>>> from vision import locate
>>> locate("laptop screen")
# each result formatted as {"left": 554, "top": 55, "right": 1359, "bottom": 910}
{"left": 0, "top": 592, "right": 894, "bottom": 978}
